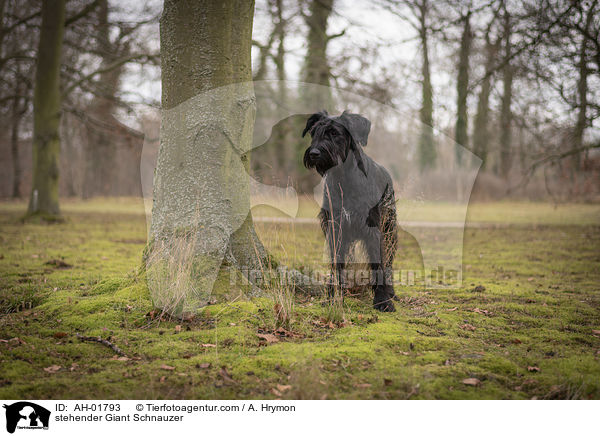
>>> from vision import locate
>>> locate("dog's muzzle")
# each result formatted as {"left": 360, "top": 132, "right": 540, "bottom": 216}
{"left": 308, "top": 149, "right": 321, "bottom": 161}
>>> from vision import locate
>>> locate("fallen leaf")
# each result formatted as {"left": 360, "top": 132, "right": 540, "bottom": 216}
{"left": 512, "top": 338, "right": 522, "bottom": 344}
{"left": 175, "top": 325, "right": 182, "bottom": 333}
{"left": 276, "top": 384, "right": 292, "bottom": 392}
{"left": 201, "top": 343, "right": 216, "bottom": 348}
{"left": 44, "top": 365, "right": 61, "bottom": 374}
{"left": 384, "top": 379, "right": 392, "bottom": 386}
{"left": 473, "top": 308, "right": 492, "bottom": 316}
{"left": 196, "top": 362, "right": 211, "bottom": 369}
{"left": 69, "top": 363, "right": 79, "bottom": 371}
{"left": 160, "top": 364, "right": 175, "bottom": 371}
{"left": 462, "top": 378, "right": 480, "bottom": 386}
{"left": 53, "top": 332, "right": 68, "bottom": 339}
{"left": 270, "top": 388, "right": 282, "bottom": 397}
{"left": 256, "top": 333, "right": 279, "bottom": 344}
{"left": 447, "top": 307, "right": 458, "bottom": 311}
{"left": 159, "top": 376, "right": 166, "bottom": 383}
{"left": 354, "top": 383, "right": 372, "bottom": 389}
{"left": 460, "top": 323, "right": 476, "bottom": 331}
{"left": 592, "top": 330, "right": 600, "bottom": 336}
{"left": 111, "top": 356, "right": 130, "bottom": 361}
{"left": 527, "top": 366, "right": 540, "bottom": 372}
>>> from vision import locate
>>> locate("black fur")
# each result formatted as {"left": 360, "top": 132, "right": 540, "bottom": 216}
{"left": 303, "top": 111, "right": 398, "bottom": 312}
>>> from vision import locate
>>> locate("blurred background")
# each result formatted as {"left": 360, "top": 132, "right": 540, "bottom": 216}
{"left": 0, "top": 0, "right": 599, "bottom": 202}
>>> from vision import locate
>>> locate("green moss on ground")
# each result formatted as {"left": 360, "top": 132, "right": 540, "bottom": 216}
{"left": 0, "top": 199, "right": 599, "bottom": 399}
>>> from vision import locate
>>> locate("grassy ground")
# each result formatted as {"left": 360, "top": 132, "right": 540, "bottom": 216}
{"left": 0, "top": 198, "right": 599, "bottom": 399}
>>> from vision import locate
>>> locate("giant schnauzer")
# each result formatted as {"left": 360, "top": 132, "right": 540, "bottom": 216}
{"left": 302, "top": 110, "right": 398, "bottom": 312}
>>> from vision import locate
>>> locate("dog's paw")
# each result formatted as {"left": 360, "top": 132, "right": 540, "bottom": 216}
{"left": 373, "top": 298, "right": 396, "bottom": 312}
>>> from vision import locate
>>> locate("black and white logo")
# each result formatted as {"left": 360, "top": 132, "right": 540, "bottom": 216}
{"left": 3, "top": 402, "right": 50, "bottom": 434}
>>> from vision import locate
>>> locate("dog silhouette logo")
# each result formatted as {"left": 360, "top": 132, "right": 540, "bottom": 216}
{"left": 3, "top": 402, "right": 50, "bottom": 433}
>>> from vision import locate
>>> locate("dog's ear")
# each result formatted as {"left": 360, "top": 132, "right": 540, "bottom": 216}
{"left": 302, "top": 110, "right": 328, "bottom": 138}
{"left": 337, "top": 111, "right": 371, "bottom": 147}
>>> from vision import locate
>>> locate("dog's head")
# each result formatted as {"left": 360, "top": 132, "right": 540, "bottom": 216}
{"left": 302, "top": 110, "right": 371, "bottom": 176}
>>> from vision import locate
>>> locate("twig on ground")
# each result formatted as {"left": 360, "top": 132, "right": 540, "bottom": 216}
{"left": 76, "top": 333, "right": 126, "bottom": 356}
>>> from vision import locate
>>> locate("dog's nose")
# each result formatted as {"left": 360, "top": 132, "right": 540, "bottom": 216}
{"left": 309, "top": 149, "right": 321, "bottom": 160}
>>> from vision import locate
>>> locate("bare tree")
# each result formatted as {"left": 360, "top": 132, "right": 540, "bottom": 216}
{"left": 472, "top": 6, "right": 501, "bottom": 169}
{"left": 454, "top": 7, "right": 473, "bottom": 164}
{"left": 498, "top": 6, "right": 513, "bottom": 178}
{"left": 382, "top": 0, "right": 438, "bottom": 171}
{"left": 302, "top": 0, "right": 335, "bottom": 108}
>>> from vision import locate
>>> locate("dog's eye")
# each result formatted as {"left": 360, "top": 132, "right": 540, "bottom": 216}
{"left": 330, "top": 130, "right": 338, "bottom": 137}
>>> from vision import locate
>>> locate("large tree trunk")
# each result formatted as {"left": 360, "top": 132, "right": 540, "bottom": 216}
{"left": 418, "top": 0, "right": 435, "bottom": 172}
{"left": 149, "top": 0, "right": 267, "bottom": 314}
{"left": 302, "top": 0, "right": 334, "bottom": 108}
{"left": 27, "top": 0, "right": 66, "bottom": 218}
{"left": 499, "top": 11, "right": 513, "bottom": 179}
{"left": 454, "top": 10, "right": 472, "bottom": 165}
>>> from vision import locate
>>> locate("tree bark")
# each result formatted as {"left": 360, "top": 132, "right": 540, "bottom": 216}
{"left": 418, "top": 0, "right": 435, "bottom": 172}
{"left": 499, "top": 11, "right": 513, "bottom": 179}
{"left": 454, "top": 10, "right": 472, "bottom": 165}
{"left": 27, "top": 0, "right": 66, "bottom": 218}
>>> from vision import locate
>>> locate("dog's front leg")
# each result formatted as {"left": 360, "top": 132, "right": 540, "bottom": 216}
{"left": 365, "top": 234, "right": 396, "bottom": 312}
{"left": 328, "top": 260, "right": 345, "bottom": 301}
{"left": 324, "top": 218, "right": 349, "bottom": 303}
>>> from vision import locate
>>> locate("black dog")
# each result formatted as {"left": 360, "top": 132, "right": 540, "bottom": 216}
{"left": 302, "top": 110, "right": 398, "bottom": 312}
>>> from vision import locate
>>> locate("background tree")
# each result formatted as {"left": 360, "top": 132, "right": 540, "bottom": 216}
{"left": 27, "top": 0, "right": 66, "bottom": 218}
{"left": 302, "top": 0, "right": 335, "bottom": 108}
{"left": 382, "top": 0, "right": 438, "bottom": 171}
{"left": 498, "top": 5, "right": 513, "bottom": 179}
{"left": 454, "top": 7, "right": 472, "bottom": 164}
{"left": 472, "top": 5, "right": 501, "bottom": 169}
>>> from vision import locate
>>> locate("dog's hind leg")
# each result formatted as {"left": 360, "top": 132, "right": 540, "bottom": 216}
{"left": 365, "top": 188, "right": 398, "bottom": 312}
{"left": 381, "top": 194, "right": 398, "bottom": 301}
